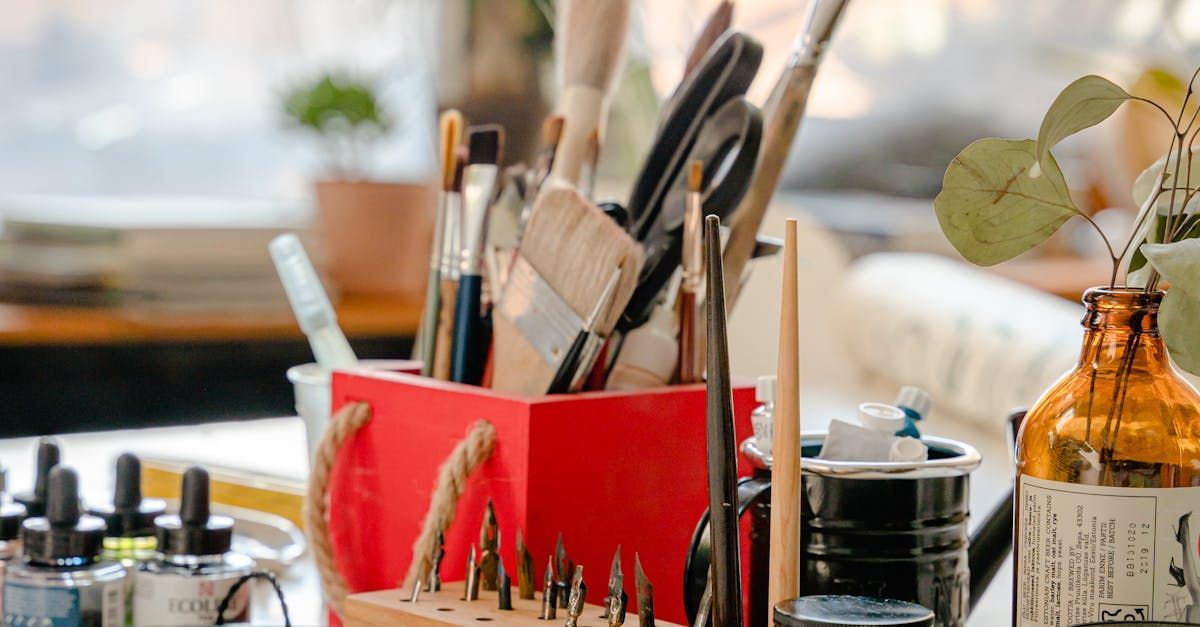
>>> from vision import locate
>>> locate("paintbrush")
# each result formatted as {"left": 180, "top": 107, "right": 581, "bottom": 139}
{"left": 517, "top": 116, "right": 566, "bottom": 248}
{"left": 679, "top": 161, "right": 704, "bottom": 384}
{"left": 491, "top": 187, "right": 643, "bottom": 396}
{"left": 684, "top": 1, "right": 735, "bottom": 77}
{"left": 418, "top": 110, "right": 464, "bottom": 377}
{"left": 547, "top": 267, "right": 620, "bottom": 394}
{"left": 549, "top": 0, "right": 631, "bottom": 186}
{"left": 769, "top": 218, "right": 801, "bottom": 608}
{"left": 722, "top": 0, "right": 849, "bottom": 306}
{"left": 704, "top": 214, "right": 742, "bottom": 627}
{"left": 269, "top": 234, "right": 357, "bottom": 371}
{"left": 578, "top": 128, "right": 601, "bottom": 202}
{"left": 451, "top": 125, "right": 504, "bottom": 385}
{"left": 432, "top": 150, "right": 467, "bottom": 380}
{"left": 531, "top": 115, "right": 565, "bottom": 199}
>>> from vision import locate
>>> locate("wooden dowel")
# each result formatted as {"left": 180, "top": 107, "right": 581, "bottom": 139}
{"left": 769, "top": 218, "right": 801, "bottom": 607}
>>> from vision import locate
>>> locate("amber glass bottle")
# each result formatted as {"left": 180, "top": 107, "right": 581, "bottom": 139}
{"left": 1015, "top": 288, "right": 1200, "bottom": 625}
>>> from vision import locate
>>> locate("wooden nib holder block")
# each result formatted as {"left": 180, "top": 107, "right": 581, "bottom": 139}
{"left": 345, "top": 582, "right": 684, "bottom": 626}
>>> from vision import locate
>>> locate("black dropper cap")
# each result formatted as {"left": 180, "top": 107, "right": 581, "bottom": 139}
{"left": 154, "top": 467, "right": 233, "bottom": 557}
{"left": 88, "top": 453, "right": 166, "bottom": 538}
{"left": 14, "top": 438, "right": 60, "bottom": 517}
{"left": 21, "top": 466, "right": 106, "bottom": 565}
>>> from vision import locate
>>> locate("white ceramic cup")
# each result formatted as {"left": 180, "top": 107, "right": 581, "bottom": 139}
{"left": 286, "top": 359, "right": 412, "bottom": 460}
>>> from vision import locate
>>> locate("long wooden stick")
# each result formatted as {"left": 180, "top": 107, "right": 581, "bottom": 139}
{"left": 769, "top": 218, "right": 801, "bottom": 608}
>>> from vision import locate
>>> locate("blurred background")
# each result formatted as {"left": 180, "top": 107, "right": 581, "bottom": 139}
{"left": 4, "top": 1, "right": 1199, "bottom": 622}
{"left": 0, "top": 0, "right": 1193, "bottom": 439}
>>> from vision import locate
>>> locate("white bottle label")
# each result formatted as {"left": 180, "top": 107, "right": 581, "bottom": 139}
{"left": 132, "top": 571, "right": 249, "bottom": 627}
{"left": 1017, "top": 475, "right": 1200, "bottom": 625}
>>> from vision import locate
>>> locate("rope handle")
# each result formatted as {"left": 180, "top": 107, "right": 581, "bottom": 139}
{"left": 305, "top": 401, "right": 498, "bottom": 617}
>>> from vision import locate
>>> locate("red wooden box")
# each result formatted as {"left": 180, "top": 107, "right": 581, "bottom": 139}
{"left": 325, "top": 369, "right": 755, "bottom": 624}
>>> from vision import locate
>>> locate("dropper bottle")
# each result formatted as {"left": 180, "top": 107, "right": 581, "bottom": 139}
{"left": 89, "top": 454, "right": 165, "bottom": 565}
{"left": 750, "top": 375, "right": 776, "bottom": 457}
{"left": 13, "top": 438, "right": 59, "bottom": 517}
{"left": 0, "top": 493, "right": 25, "bottom": 617}
{"left": 4, "top": 466, "right": 127, "bottom": 625}
{"left": 134, "top": 467, "right": 253, "bottom": 626}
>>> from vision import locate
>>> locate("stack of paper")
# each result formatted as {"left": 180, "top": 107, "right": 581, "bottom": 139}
{"left": 0, "top": 195, "right": 311, "bottom": 311}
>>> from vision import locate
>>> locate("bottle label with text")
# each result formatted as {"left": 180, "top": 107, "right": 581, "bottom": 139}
{"left": 1017, "top": 475, "right": 1200, "bottom": 625}
{"left": 132, "top": 571, "right": 248, "bottom": 627}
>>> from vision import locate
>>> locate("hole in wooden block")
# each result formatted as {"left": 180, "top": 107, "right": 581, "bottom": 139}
{"left": 475, "top": 618, "right": 493, "bottom": 622}
{"left": 436, "top": 607, "right": 454, "bottom": 612}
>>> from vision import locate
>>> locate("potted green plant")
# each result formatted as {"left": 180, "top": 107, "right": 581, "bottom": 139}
{"left": 284, "top": 72, "right": 434, "bottom": 299}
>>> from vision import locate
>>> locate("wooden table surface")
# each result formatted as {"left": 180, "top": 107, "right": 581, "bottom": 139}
{"left": 0, "top": 294, "right": 423, "bottom": 345}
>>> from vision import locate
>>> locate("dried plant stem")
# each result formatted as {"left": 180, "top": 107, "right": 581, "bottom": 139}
{"left": 1099, "top": 325, "right": 1143, "bottom": 474}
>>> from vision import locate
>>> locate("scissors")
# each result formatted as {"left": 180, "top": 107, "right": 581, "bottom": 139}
{"left": 619, "top": 31, "right": 763, "bottom": 332}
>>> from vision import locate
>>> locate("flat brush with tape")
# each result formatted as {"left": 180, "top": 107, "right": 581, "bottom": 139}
{"left": 432, "top": 149, "right": 467, "bottom": 380}
{"left": 492, "top": 187, "right": 643, "bottom": 396}
{"left": 418, "top": 109, "right": 463, "bottom": 377}
{"left": 451, "top": 125, "right": 504, "bottom": 385}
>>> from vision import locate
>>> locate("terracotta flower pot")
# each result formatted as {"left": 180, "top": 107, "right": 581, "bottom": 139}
{"left": 313, "top": 180, "right": 435, "bottom": 300}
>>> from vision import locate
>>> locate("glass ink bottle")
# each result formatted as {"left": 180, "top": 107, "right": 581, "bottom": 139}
{"left": 0, "top": 496, "right": 26, "bottom": 618}
{"left": 750, "top": 375, "right": 776, "bottom": 457}
{"left": 89, "top": 454, "right": 165, "bottom": 565}
{"left": 134, "top": 467, "right": 253, "bottom": 626}
{"left": 4, "top": 466, "right": 127, "bottom": 626}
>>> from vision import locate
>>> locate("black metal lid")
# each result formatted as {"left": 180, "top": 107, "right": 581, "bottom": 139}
{"left": 154, "top": 467, "right": 233, "bottom": 556}
{"left": 13, "top": 438, "right": 60, "bottom": 517}
{"left": 88, "top": 453, "right": 165, "bottom": 538}
{"left": 0, "top": 499, "right": 26, "bottom": 542}
{"left": 774, "top": 596, "right": 935, "bottom": 627}
{"left": 21, "top": 466, "right": 106, "bottom": 564}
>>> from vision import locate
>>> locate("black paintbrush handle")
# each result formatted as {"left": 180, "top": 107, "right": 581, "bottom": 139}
{"left": 451, "top": 274, "right": 484, "bottom": 384}
{"left": 546, "top": 332, "right": 588, "bottom": 395}
{"left": 704, "top": 215, "right": 742, "bottom": 627}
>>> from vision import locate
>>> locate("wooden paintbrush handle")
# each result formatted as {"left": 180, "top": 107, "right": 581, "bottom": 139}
{"left": 769, "top": 219, "right": 801, "bottom": 607}
{"left": 417, "top": 269, "right": 442, "bottom": 376}
{"left": 432, "top": 279, "right": 458, "bottom": 380}
{"left": 678, "top": 289, "right": 697, "bottom": 384}
{"left": 722, "top": 62, "right": 818, "bottom": 306}
{"left": 549, "top": 87, "right": 604, "bottom": 185}
{"left": 451, "top": 274, "right": 484, "bottom": 384}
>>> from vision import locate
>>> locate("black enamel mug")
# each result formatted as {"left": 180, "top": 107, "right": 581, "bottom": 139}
{"left": 685, "top": 433, "right": 1014, "bottom": 627}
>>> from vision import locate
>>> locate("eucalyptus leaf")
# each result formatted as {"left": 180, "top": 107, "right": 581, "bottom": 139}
{"left": 935, "top": 138, "right": 1082, "bottom": 266}
{"left": 1142, "top": 238, "right": 1200, "bottom": 294}
{"left": 1159, "top": 287, "right": 1200, "bottom": 375}
{"left": 1131, "top": 146, "right": 1200, "bottom": 214}
{"left": 1129, "top": 214, "right": 1200, "bottom": 275}
{"left": 1036, "top": 75, "right": 1131, "bottom": 167}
